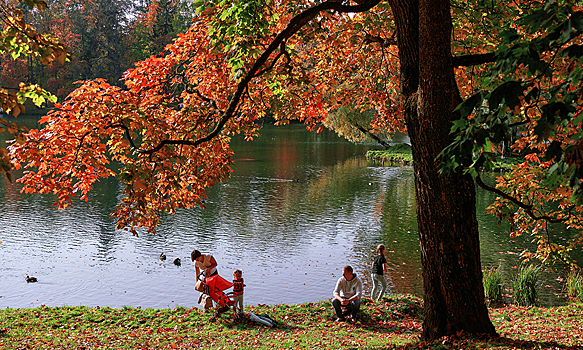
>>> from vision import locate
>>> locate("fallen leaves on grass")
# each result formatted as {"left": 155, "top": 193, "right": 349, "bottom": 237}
{"left": 0, "top": 297, "right": 581, "bottom": 349}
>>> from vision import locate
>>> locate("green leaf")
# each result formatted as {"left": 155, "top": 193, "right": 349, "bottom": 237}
{"left": 563, "top": 44, "right": 583, "bottom": 58}
{"left": 571, "top": 11, "right": 583, "bottom": 32}
{"left": 450, "top": 118, "right": 468, "bottom": 133}
{"left": 544, "top": 140, "right": 562, "bottom": 162}
{"left": 489, "top": 81, "right": 524, "bottom": 110}
{"left": 456, "top": 92, "right": 483, "bottom": 118}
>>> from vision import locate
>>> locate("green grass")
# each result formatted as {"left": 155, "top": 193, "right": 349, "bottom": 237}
{"left": 366, "top": 144, "right": 526, "bottom": 171}
{"left": 0, "top": 295, "right": 422, "bottom": 349}
{"left": 1, "top": 295, "right": 582, "bottom": 349}
{"left": 367, "top": 143, "right": 413, "bottom": 165}
{"left": 483, "top": 266, "right": 504, "bottom": 301}
{"left": 513, "top": 265, "right": 541, "bottom": 307}
{"left": 566, "top": 270, "right": 583, "bottom": 302}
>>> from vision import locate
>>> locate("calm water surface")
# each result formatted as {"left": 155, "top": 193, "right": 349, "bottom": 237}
{"left": 0, "top": 121, "right": 578, "bottom": 309}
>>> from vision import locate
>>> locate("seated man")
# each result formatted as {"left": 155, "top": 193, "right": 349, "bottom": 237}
{"left": 331, "top": 265, "right": 363, "bottom": 322}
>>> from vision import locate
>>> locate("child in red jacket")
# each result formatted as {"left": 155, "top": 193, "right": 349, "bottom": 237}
{"left": 232, "top": 269, "right": 245, "bottom": 317}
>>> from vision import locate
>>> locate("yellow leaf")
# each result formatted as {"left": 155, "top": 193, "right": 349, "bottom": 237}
{"left": 56, "top": 50, "right": 66, "bottom": 65}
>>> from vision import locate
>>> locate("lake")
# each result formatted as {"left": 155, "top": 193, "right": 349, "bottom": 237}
{"left": 0, "top": 120, "right": 577, "bottom": 309}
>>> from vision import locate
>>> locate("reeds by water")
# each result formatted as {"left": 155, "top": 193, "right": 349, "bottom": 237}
{"left": 483, "top": 266, "right": 504, "bottom": 301}
{"left": 565, "top": 270, "right": 583, "bottom": 302}
{"left": 512, "top": 265, "right": 540, "bottom": 306}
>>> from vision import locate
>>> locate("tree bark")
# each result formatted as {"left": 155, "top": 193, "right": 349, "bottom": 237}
{"left": 388, "top": 0, "right": 497, "bottom": 339}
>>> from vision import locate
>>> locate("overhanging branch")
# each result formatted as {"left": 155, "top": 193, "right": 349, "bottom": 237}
{"left": 364, "top": 33, "right": 397, "bottom": 47}
{"left": 475, "top": 174, "right": 566, "bottom": 224}
{"left": 452, "top": 52, "right": 496, "bottom": 67}
{"left": 141, "top": 0, "right": 383, "bottom": 154}
{"left": 355, "top": 125, "right": 390, "bottom": 148}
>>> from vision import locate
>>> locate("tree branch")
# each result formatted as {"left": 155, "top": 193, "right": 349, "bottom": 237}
{"left": 254, "top": 42, "right": 290, "bottom": 78}
{"left": 475, "top": 174, "right": 566, "bottom": 224}
{"left": 141, "top": 0, "right": 383, "bottom": 154}
{"left": 364, "top": 33, "right": 397, "bottom": 47}
{"left": 107, "top": 122, "right": 140, "bottom": 150}
{"left": 452, "top": 52, "right": 496, "bottom": 67}
{"left": 355, "top": 125, "right": 390, "bottom": 149}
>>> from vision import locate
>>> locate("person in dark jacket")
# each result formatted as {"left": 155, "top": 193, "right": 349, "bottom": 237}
{"left": 371, "top": 244, "right": 389, "bottom": 301}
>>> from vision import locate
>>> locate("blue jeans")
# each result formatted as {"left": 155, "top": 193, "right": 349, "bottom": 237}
{"left": 371, "top": 273, "right": 387, "bottom": 301}
{"left": 331, "top": 297, "right": 360, "bottom": 319}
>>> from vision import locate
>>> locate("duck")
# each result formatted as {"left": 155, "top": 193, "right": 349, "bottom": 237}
{"left": 173, "top": 258, "right": 181, "bottom": 266}
{"left": 26, "top": 275, "right": 37, "bottom": 283}
{"left": 160, "top": 253, "right": 166, "bottom": 261}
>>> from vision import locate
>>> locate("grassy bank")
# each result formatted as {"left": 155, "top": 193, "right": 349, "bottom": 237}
{"left": 367, "top": 144, "right": 413, "bottom": 165}
{"left": 366, "top": 144, "right": 525, "bottom": 171}
{"left": 1, "top": 295, "right": 582, "bottom": 349}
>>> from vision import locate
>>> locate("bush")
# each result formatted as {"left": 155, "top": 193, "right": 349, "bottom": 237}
{"left": 565, "top": 270, "right": 583, "bottom": 302}
{"left": 483, "top": 266, "right": 504, "bottom": 301}
{"left": 512, "top": 265, "right": 540, "bottom": 306}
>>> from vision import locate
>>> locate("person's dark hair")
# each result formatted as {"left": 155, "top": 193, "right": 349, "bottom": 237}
{"left": 343, "top": 265, "right": 353, "bottom": 273}
{"left": 191, "top": 250, "right": 201, "bottom": 262}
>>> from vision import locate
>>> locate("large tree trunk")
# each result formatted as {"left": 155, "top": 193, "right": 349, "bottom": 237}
{"left": 389, "top": 0, "right": 497, "bottom": 340}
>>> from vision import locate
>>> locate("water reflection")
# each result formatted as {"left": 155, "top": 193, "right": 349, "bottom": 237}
{"left": 0, "top": 121, "right": 578, "bottom": 309}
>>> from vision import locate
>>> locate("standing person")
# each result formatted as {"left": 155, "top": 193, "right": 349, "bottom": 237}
{"left": 331, "top": 265, "right": 362, "bottom": 322}
{"left": 232, "top": 269, "right": 245, "bottom": 317}
{"left": 371, "top": 244, "right": 389, "bottom": 301}
{"left": 191, "top": 250, "right": 218, "bottom": 310}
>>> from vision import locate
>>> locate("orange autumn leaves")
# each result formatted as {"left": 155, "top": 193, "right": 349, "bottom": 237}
{"left": 8, "top": 3, "right": 407, "bottom": 234}
{"left": 10, "top": 20, "right": 241, "bottom": 234}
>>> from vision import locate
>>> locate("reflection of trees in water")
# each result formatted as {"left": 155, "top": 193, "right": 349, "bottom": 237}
{"left": 92, "top": 179, "right": 124, "bottom": 259}
{"left": 155, "top": 149, "right": 390, "bottom": 261}
{"left": 0, "top": 168, "right": 121, "bottom": 258}
{"left": 153, "top": 129, "right": 377, "bottom": 261}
